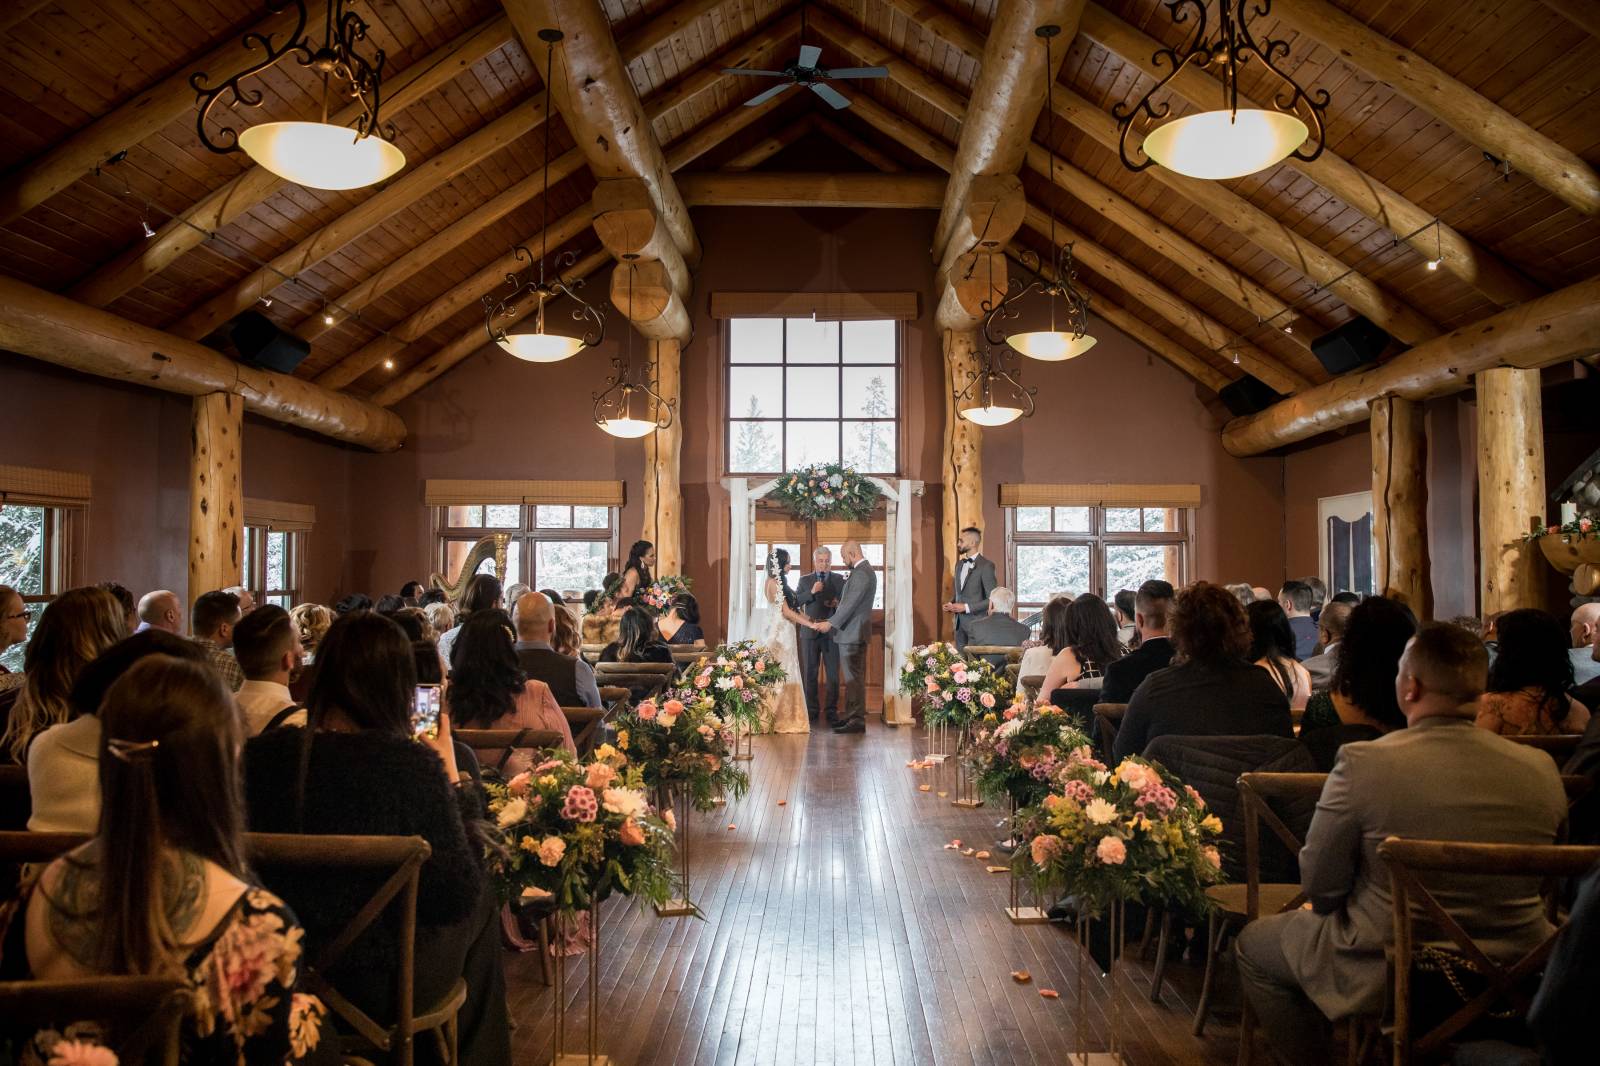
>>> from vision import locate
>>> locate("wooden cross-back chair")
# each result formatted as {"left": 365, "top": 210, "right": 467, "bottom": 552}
{"left": 561, "top": 706, "right": 605, "bottom": 755}
{"left": 1091, "top": 703, "right": 1127, "bottom": 761}
{"left": 452, "top": 728, "right": 565, "bottom": 779}
{"left": 1378, "top": 838, "right": 1600, "bottom": 1065}
{"left": 1504, "top": 733, "right": 1583, "bottom": 764}
{"left": 0, "top": 832, "right": 458, "bottom": 1066}
{"left": 593, "top": 661, "right": 677, "bottom": 701}
{"left": 0, "top": 976, "right": 191, "bottom": 1066}
{"left": 0, "top": 764, "right": 29, "bottom": 831}
{"left": 671, "top": 647, "right": 709, "bottom": 668}
{"left": 579, "top": 643, "right": 607, "bottom": 665}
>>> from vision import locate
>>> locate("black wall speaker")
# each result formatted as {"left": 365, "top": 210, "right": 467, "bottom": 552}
{"left": 1219, "top": 374, "right": 1283, "bottom": 417}
{"left": 230, "top": 311, "right": 310, "bottom": 375}
{"left": 1311, "top": 315, "right": 1390, "bottom": 375}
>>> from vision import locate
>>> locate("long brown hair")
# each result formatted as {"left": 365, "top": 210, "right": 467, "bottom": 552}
{"left": 91, "top": 655, "right": 248, "bottom": 974}
{"left": 3, "top": 586, "right": 126, "bottom": 761}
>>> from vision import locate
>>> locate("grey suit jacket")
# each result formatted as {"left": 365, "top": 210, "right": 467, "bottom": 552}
{"left": 953, "top": 553, "right": 996, "bottom": 635}
{"left": 1273, "top": 716, "right": 1567, "bottom": 1020}
{"left": 829, "top": 561, "right": 875, "bottom": 646}
{"left": 1303, "top": 643, "right": 1339, "bottom": 692}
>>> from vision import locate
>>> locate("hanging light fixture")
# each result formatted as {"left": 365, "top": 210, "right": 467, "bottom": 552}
{"left": 981, "top": 26, "right": 1096, "bottom": 364}
{"left": 1114, "top": 1, "right": 1329, "bottom": 180}
{"left": 957, "top": 345, "right": 1036, "bottom": 427}
{"left": 191, "top": 0, "right": 405, "bottom": 190}
{"left": 481, "top": 29, "right": 604, "bottom": 362}
{"left": 594, "top": 265, "right": 675, "bottom": 438}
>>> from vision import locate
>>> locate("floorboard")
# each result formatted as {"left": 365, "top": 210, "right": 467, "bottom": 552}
{"left": 505, "top": 718, "right": 1243, "bottom": 1065}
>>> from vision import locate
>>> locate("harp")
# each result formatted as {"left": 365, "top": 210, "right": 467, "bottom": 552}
{"left": 430, "top": 533, "right": 511, "bottom": 602}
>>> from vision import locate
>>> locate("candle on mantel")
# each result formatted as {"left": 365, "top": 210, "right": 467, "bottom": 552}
{"left": 1561, "top": 501, "right": 1578, "bottom": 525}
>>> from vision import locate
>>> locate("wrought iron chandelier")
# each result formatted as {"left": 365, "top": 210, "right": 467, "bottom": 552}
{"left": 191, "top": 0, "right": 405, "bottom": 190}
{"left": 1114, "top": 0, "right": 1330, "bottom": 180}
{"left": 481, "top": 29, "right": 604, "bottom": 363}
{"left": 957, "top": 344, "right": 1036, "bottom": 427}
{"left": 982, "top": 28, "right": 1097, "bottom": 365}
{"left": 593, "top": 263, "right": 675, "bottom": 438}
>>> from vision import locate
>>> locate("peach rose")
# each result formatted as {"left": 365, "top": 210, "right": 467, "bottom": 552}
{"left": 663, "top": 698, "right": 685, "bottom": 717}
{"left": 618, "top": 819, "right": 646, "bottom": 847}
{"left": 1095, "top": 836, "right": 1127, "bottom": 865}
{"left": 637, "top": 700, "right": 658, "bottom": 720}
{"left": 537, "top": 836, "right": 566, "bottom": 867}
{"left": 507, "top": 771, "right": 532, "bottom": 797}
{"left": 586, "top": 762, "right": 617, "bottom": 789}
{"left": 694, "top": 674, "right": 711, "bottom": 689}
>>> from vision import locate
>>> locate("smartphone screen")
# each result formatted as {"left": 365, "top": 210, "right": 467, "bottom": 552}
{"left": 411, "top": 684, "right": 442, "bottom": 740}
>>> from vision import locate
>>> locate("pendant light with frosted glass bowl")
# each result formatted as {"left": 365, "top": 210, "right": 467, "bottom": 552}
{"left": 191, "top": 0, "right": 405, "bottom": 191}
{"left": 594, "top": 261, "right": 675, "bottom": 439}
{"left": 481, "top": 29, "right": 605, "bottom": 363}
{"left": 1113, "top": 0, "right": 1330, "bottom": 180}
{"left": 957, "top": 345, "right": 1036, "bottom": 427}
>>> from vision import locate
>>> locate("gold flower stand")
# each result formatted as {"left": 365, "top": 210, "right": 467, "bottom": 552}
{"left": 951, "top": 726, "right": 983, "bottom": 808}
{"left": 1005, "top": 798, "right": 1050, "bottom": 924}
{"left": 654, "top": 784, "right": 696, "bottom": 917}
{"left": 551, "top": 902, "right": 610, "bottom": 1065}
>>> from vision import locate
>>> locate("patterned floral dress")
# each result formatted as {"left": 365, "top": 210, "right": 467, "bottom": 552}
{"left": 0, "top": 881, "right": 326, "bottom": 1066}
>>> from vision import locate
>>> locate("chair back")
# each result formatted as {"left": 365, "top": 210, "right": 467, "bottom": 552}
{"left": 671, "top": 647, "right": 709, "bottom": 668}
{"left": 1091, "top": 703, "right": 1127, "bottom": 761}
{"left": 593, "top": 661, "right": 677, "bottom": 701}
{"left": 0, "top": 977, "right": 191, "bottom": 1066}
{"left": 561, "top": 707, "right": 605, "bottom": 755}
{"left": 1378, "top": 837, "right": 1600, "bottom": 1065}
{"left": 578, "top": 643, "right": 607, "bottom": 665}
{"left": 964, "top": 645, "right": 1022, "bottom": 665}
{"left": 0, "top": 764, "right": 29, "bottom": 831}
{"left": 1237, "top": 772, "right": 1328, "bottom": 918}
{"left": 1050, "top": 687, "right": 1102, "bottom": 739}
{"left": 1504, "top": 733, "right": 1583, "bottom": 763}
{"left": 452, "top": 728, "right": 565, "bottom": 776}
{"left": 1018, "top": 673, "right": 1045, "bottom": 705}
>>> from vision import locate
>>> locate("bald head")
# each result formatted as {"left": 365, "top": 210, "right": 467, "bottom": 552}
{"left": 1572, "top": 602, "right": 1600, "bottom": 649}
{"left": 1318, "top": 600, "right": 1353, "bottom": 645}
{"left": 137, "top": 590, "right": 183, "bottom": 633}
{"left": 513, "top": 591, "right": 555, "bottom": 641}
{"left": 840, "top": 540, "right": 863, "bottom": 566}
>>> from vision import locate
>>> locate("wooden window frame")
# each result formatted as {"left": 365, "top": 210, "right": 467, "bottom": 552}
{"left": 243, "top": 526, "right": 306, "bottom": 608}
{"left": 1004, "top": 505, "right": 1195, "bottom": 611}
{"left": 433, "top": 504, "right": 622, "bottom": 593}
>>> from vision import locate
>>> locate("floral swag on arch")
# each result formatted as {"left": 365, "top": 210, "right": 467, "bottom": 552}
{"left": 768, "top": 462, "right": 883, "bottom": 521}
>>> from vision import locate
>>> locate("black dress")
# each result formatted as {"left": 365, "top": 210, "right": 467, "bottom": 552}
{"left": 663, "top": 622, "right": 704, "bottom": 645}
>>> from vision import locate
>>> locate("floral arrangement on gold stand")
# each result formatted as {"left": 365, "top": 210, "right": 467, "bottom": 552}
{"left": 685, "top": 640, "right": 788, "bottom": 762}
{"left": 897, "top": 642, "right": 1010, "bottom": 767}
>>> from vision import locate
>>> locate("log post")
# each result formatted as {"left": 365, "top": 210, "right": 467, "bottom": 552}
{"left": 189, "top": 393, "right": 243, "bottom": 607}
{"left": 1370, "top": 395, "right": 1432, "bottom": 618}
{"left": 1477, "top": 368, "right": 1546, "bottom": 616}
{"left": 942, "top": 329, "right": 984, "bottom": 640}
{"left": 643, "top": 338, "right": 683, "bottom": 577}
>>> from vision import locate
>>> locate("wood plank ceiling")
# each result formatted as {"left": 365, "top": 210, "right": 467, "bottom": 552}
{"left": 1, "top": 0, "right": 1596, "bottom": 403}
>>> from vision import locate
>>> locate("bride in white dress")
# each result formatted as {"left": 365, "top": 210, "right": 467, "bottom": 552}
{"left": 754, "top": 549, "right": 810, "bottom": 734}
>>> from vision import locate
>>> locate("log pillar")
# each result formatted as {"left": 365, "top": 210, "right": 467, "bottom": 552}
{"left": 188, "top": 392, "right": 243, "bottom": 607}
{"left": 1476, "top": 368, "right": 1546, "bottom": 616}
{"left": 1370, "top": 395, "right": 1432, "bottom": 618}
{"left": 942, "top": 329, "right": 984, "bottom": 639}
{"left": 642, "top": 337, "right": 683, "bottom": 577}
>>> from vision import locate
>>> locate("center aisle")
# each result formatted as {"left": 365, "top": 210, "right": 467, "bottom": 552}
{"left": 505, "top": 721, "right": 1239, "bottom": 1065}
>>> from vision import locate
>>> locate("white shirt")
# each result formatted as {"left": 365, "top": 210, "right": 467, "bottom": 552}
{"left": 957, "top": 557, "right": 973, "bottom": 591}
{"left": 236, "top": 679, "right": 303, "bottom": 736}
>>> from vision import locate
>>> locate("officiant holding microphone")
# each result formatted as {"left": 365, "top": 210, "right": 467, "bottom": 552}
{"left": 795, "top": 546, "right": 846, "bottom": 726}
{"left": 943, "top": 526, "right": 997, "bottom": 651}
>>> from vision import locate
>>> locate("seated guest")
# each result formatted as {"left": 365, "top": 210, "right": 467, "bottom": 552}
{"left": 28, "top": 630, "right": 206, "bottom": 832}
{"left": 0, "top": 585, "right": 27, "bottom": 687}
{"left": 600, "top": 606, "right": 674, "bottom": 704}
{"left": 2, "top": 586, "right": 125, "bottom": 764}
{"left": 1018, "top": 595, "right": 1067, "bottom": 679}
{"left": 290, "top": 602, "right": 333, "bottom": 662}
{"left": 134, "top": 588, "right": 183, "bottom": 634}
{"left": 1449, "top": 614, "right": 1485, "bottom": 639}
{"left": 1099, "top": 580, "right": 1174, "bottom": 704}
{"left": 244, "top": 611, "right": 511, "bottom": 1066}
{"left": 582, "top": 575, "right": 624, "bottom": 646}
{"left": 1303, "top": 575, "right": 1328, "bottom": 623}
{"left": 961, "top": 586, "right": 1032, "bottom": 667}
{"left": 223, "top": 585, "right": 257, "bottom": 615}
{"left": 1251, "top": 585, "right": 1273, "bottom": 603}
{"left": 1476, "top": 607, "right": 1590, "bottom": 735}
{"left": 1300, "top": 596, "right": 1417, "bottom": 735}
{"left": 1040, "top": 593, "right": 1124, "bottom": 697}
{"left": 1574, "top": 620, "right": 1600, "bottom": 714}
{"left": 1226, "top": 583, "right": 1255, "bottom": 606}
{"left": 512, "top": 591, "right": 601, "bottom": 709}
{"left": 373, "top": 593, "right": 407, "bottom": 614}
{"left": 1529, "top": 861, "right": 1600, "bottom": 1066}
{"left": 1330, "top": 591, "right": 1361, "bottom": 606}
{"left": 657, "top": 591, "right": 706, "bottom": 646}
{"left": 5, "top": 655, "right": 323, "bottom": 1061}
{"left": 96, "top": 581, "right": 137, "bottom": 633}
{"left": 1236, "top": 623, "right": 1567, "bottom": 1066}
{"left": 438, "top": 573, "right": 502, "bottom": 670}
{"left": 1112, "top": 588, "right": 1137, "bottom": 649}
{"left": 189, "top": 589, "right": 244, "bottom": 692}
{"left": 333, "top": 592, "right": 372, "bottom": 614}
{"left": 1249, "top": 600, "right": 1312, "bottom": 712}
{"left": 1278, "top": 580, "right": 1318, "bottom": 660}
{"left": 387, "top": 605, "right": 434, "bottom": 643}
{"left": 401, "top": 579, "right": 425, "bottom": 606}
{"left": 233, "top": 605, "right": 305, "bottom": 736}
{"left": 419, "top": 586, "right": 447, "bottom": 607}
{"left": 1569, "top": 602, "right": 1600, "bottom": 685}
{"left": 1112, "top": 582, "right": 1291, "bottom": 761}
{"left": 1301, "top": 601, "right": 1351, "bottom": 694}
{"left": 423, "top": 600, "right": 457, "bottom": 642}
{"left": 449, "top": 610, "right": 576, "bottom": 771}
{"left": 550, "top": 597, "right": 582, "bottom": 658}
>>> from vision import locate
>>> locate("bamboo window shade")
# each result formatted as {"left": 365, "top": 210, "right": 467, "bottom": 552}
{"left": 999, "top": 484, "right": 1202, "bottom": 508}
{"left": 710, "top": 292, "right": 919, "bottom": 321}
{"left": 755, "top": 518, "right": 889, "bottom": 541}
{"left": 0, "top": 464, "right": 90, "bottom": 507}
{"left": 423, "top": 480, "right": 626, "bottom": 507}
{"left": 243, "top": 498, "right": 316, "bottom": 532}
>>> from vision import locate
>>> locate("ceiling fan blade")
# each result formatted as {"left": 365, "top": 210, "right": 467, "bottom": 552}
{"left": 723, "top": 67, "right": 789, "bottom": 77}
{"left": 797, "top": 44, "right": 822, "bottom": 68}
{"left": 809, "top": 82, "right": 851, "bottom": 110}
{"left": 744, "top": 81, "right": 796, "bottom": 107}
{"left": 823, "top": 66, "right": 890, "bottom": 80}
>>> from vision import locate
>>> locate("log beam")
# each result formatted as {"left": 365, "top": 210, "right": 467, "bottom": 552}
{"left": 1272, "top": 0, "right": 1600, "bottom": 218}
{"left": 1370, "top": 395, "right": 1432, "bottom": 618}
{"left": 1076, "top": 279, "right": 1234, "bottom": 393}
{"left": 0, "top": 275, "right": 404, "bottom": 450}
{"left": 1222, "top": 275, "right": 1600, "bottom": 456}
{"left": 936, "top": 251, "right": 1008, "bottom": 331}
{"left": 592, "top": 178, "right": 692, "bottom": 301}
{"left": 942, "top": 328, "right": 984, "bottom": 641}
{"left": 609, "top": 259, "right": 692, "bottom": 342}
{"left": 1477, "top": 368, "right": 1546, "bottom": 615}
{"left": 679, "top": 172, "right": 948, "bottom": 209}
{"left": 70, "top": 13, "right": 512, "bottom": 308}
{"left": 637, "top": 10, "right": 801, "bottom": 131}
{"left": 724, "top": 116, "right": 817, "bottom": 171}
{"left": 642, "top": 337, "right": 684, "bottom": 576}
{"left": 1077, "top": 3, "right": 1543, "bottom": 308}
{"left": 188, "top": 392, "right": 244, "bottom": 606}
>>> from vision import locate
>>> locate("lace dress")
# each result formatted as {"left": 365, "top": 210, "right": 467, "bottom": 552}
{"left": 754, "top": 580, "right": 809, "bottom": 735}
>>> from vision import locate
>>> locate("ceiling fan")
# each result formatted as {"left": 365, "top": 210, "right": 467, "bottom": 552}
{"left": 723, "top": 42, "right": 889, "bottom": 110}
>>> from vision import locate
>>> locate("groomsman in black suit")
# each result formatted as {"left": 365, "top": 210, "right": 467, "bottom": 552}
{"left": 942, "top": 526, "right": 997, "bottom": 651}
{"left": 794, "top": 546, "right": 846, "bottom": 725}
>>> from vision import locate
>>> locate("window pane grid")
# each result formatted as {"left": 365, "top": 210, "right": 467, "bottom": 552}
{"left": 1008, "top": 505, "right": 1189, "bottom": 610}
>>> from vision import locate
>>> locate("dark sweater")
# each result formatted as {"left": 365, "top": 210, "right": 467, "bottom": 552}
{"left": 1099, "top": 636, "right": 1175, "bottom": 704}
{"left": 243, "top": 728, "right": 485, "bottom": 971}
{"left": 1112, "top": 660, "right": 1293, "bottom": 762}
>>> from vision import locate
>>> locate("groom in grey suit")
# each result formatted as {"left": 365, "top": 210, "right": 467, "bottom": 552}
{"left": 817, "top": 540, "right": 875, "bottom": 735}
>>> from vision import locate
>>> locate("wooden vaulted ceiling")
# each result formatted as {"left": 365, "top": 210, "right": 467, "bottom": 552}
{"left": 1, "top": 0, "right": 1597, "bottom": 408}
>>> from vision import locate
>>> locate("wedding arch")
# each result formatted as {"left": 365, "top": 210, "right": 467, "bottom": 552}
{"left": 722, "top": 475, "right": 922, "bottom": 726}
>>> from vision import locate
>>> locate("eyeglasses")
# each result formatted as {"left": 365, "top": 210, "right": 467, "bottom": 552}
{"left": 4, "top": 610, "right": 30, "bottom": 622}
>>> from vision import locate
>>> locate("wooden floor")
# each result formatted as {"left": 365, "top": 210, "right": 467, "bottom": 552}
{"left": 506, "top": 718, "right": 1242, "bottom": 1065}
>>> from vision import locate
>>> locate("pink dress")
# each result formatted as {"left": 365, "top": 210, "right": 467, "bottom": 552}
{"left": 490, "top": 680, "right": 577, "bottom": 776}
